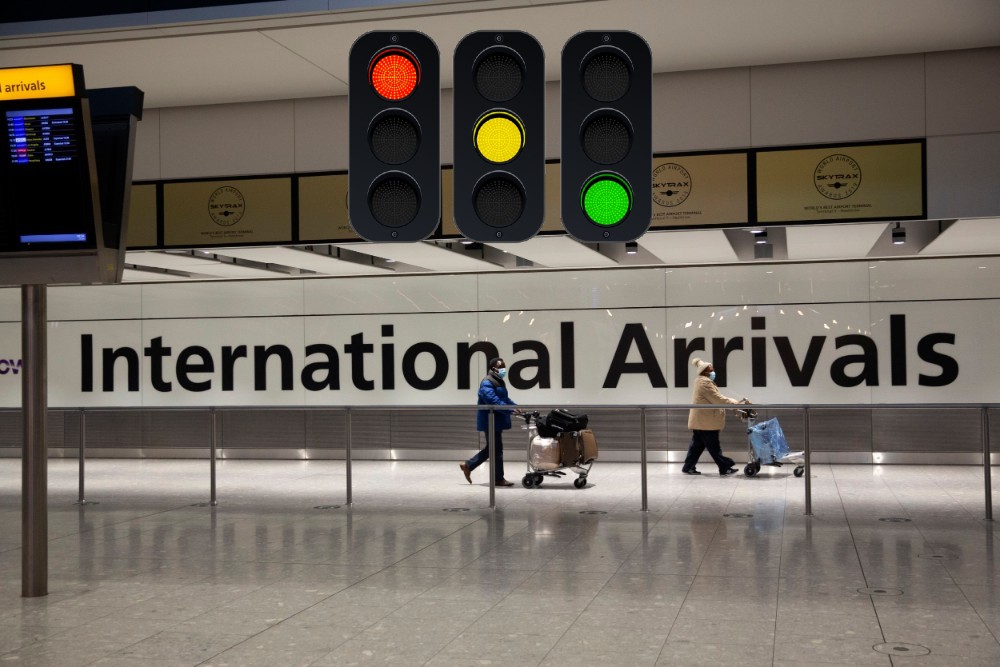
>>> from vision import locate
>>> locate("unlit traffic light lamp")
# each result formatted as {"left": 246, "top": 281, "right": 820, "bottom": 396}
{"left": 561, "top": 31, "right": 651, "bottom": 242}
{"left": 349, "top": 32, "right": 440, "bottom": 241}
{"left": 454, "top": 31, "right": 545, "bottom": 242}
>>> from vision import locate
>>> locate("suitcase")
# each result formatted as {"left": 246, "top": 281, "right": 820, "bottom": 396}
{"left": 558, "top": 432, "right": 581, "bottom": 467}
{"left": 530, "top": 436, "right": 560, "bottom": 470}
{"left": 579, "top": 429, "right": 598, "bottom": 463}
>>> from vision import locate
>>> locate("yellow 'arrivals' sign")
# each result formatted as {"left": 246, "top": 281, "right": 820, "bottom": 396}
{"left": 0, "top": 65, "right": 77, "bottom": 101}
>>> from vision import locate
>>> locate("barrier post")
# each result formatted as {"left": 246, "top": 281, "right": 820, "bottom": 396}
{"left": 345, "top": 407, "right": 353, "bottom": 506}
{"left": 984, "top": 406, "right": 993, "bottom": 522}
{"left": 75, "top": 410, "right": 88, "bottom": 505}
{"left": 488, "top": 408, "right": 496, "bottom": 509}
{"left": 209, "top": 408, "right": 218, "bottom": 506}
{"left": 21, "top": 284, "right": 47, "bottom": 598}
{"left": 804, "top": 406, "right": 812, "bottom": 516}
{"left": 640, "top": 407, "right": 648, "bottom": 512}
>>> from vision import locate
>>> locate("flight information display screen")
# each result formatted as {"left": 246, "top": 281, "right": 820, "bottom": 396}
{"left": 7, "top": 107, "right": 78, "bottom": 165}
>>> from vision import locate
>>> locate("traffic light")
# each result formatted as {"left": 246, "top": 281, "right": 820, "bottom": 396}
{"left": 349, "top": 31, "right": 440, "bottom": 241}
{"left": 453, "top": 31, "right": 544, "bottom": 242}
{"left": 561, "top": 31, "right": 651, "bottom": 242}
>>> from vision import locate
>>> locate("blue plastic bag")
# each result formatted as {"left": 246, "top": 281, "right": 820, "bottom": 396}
{"left": 748, "top": 418, "right": 789, "bottom": 463}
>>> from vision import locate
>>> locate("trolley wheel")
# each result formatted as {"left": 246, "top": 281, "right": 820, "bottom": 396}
{"left": 533, "top": 473, "right": 544, "bottom": 487}
{"left": 793, "top": 466, "right": 804, "bottom": 478}
{"left": 574, "top": 477, "right": 587, "bottom": 489}
{"left": 744, "top": 464, "right": 757, "bottom": 477}
{"left": 521, "top": 475, "right": 535, "bottom": 489}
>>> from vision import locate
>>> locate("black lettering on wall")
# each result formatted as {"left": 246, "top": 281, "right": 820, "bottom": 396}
{"left": 176, "top": 346, "right": 214, "bottom": 392}
{"left": 222, "top": 345, "right": 247, "bottom": 391}
{"left": 402, "top": 342, "right": 449, "bottom": 390}
{"left": 344, "top": 333, "right": 374, "bottom": 390}
{"left": 254, "top": 345, "right": 293, "bottom": 391}
{"left": 774, "top": 336, "right": 825, "bottom": 386}
{"left": 509, "top": 340, "right": 551, "bottom": 389}
{"left": 302, "top": 344, "right": 340, "bottom": 391}
{"left": 456, "top": 341, "right": 499, "bottom": 390}
{"left": 604, "top": 323, "right": 667, "bottom": 388}
{"left": 81, "top": 334, "right": 93, "bottom": 392}
{"left": 917, "top": 333, "right": 959, "bottom": 387}
{"left": 751, "top": 317, "right": 767, "bottom": 387}
{"left": 673, "top": 337, "right": 705, "bottom": 388}
{"left": 560, "top": 321, "right": 576, "bottom": 389}
{"left": 381, "top": 325, "right": 395, "bottom": 390}
{"left": 144, "top": 336, "right": 172, "bottom": 392}
{"left": 831, "top": 335, "right": 879, "bottom": 387}
{"left": 890, "top": 314, "right": 907, "bottom": 386}
{"left": 102, "top": 346, "right": 139, "bottom": 392}
{"left": 711, "top": 336, "right": 744, "bottom": 386}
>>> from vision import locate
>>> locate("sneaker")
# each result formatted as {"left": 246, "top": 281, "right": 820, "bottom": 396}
{"left": 681, "top": 468, "right": 702, "bottom": 475}
{"left": 720, "top": 467, "right": 739, "bottom": 476}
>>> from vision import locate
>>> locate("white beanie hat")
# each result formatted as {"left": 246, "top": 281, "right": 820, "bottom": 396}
{"left": 691, "top": 357, "right": 712, "bottom": 375}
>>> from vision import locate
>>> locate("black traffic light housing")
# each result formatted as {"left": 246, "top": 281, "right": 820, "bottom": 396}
{"left": 453, "top": 31, "right": 544, "bottom": 242}
{"left": 561, "top": 31, "right": 651, "bottom": 242}
{"left": 349, "top": 31, "right": 440, "bottom": 241}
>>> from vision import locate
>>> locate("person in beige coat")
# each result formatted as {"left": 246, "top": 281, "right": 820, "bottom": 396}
{"left": 683, "top": 357, "right": 747, "bottom": 476}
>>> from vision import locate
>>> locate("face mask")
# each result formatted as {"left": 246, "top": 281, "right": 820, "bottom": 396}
{"left": 708, "top": 371, "right": 716, "bottom": 382}
{"left": 496, "top": 368, "right": 507, "bottom": 379}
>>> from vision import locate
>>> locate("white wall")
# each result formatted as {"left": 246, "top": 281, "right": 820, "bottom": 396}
{"left": 0, "top": 257, "right": 997, "bottom": 408}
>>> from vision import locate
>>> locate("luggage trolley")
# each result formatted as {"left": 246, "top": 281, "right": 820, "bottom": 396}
{"left": 519, "top": 410, "right": 596, "bottom": 489}
{"left": 738, "top": 408, "right": 805, "bottom": 478}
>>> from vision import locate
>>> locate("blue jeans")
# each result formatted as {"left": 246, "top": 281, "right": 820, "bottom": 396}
{"left": 467, "top": 430, "right": 505, "bottom": 482}
{"left": 684, "top": 430, "right": 735, "bottom": 473}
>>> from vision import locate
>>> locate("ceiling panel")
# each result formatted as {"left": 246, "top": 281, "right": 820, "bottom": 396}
{"left": 2, "top": 1, "right": 998, "bottom": 107}
{"left": 213, "top": 247, "right": 393, "bottom": 274}
{"left": 125, "top": 251, "right": 284, "bottom": 278}
{"left": 785, "top": 223, "right": 887, "bottom": 260}
{"left": 122, "top": 268, "right": 190, "bottom": 282}
{"left": 0, "top": 31, "right": 342, "bottom": 108}
{"left": 334, "top": 242, "right": 499, "bottom": 271}
{"left": 639, "top": 229, "right": 739, "bottom": 264}
{"left": 489, "top": 236, "right": 617, "bottom": 267}
{"left": 920, "top": 218, "right": 1000, "bottom": 255}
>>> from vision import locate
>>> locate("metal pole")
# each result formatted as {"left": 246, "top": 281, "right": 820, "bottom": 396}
{"left": 984, "top": 406, "right": 992, "bottom": 522}
{"left": 21, "top": 284, "right": 47, "bottom": 598}
{"left": 75, "top": 410, "right": 88, "bottom": 505}
{"left": 804, "top": 406, "right": 812, "bottom": 517}
{"left": 640, "top": 407, "right": 648, "bottom": 512}
{"left": 209, "top": 408, "right": 218, "bottom": 506}
{"left": 345, "top": 408, "right": 353, "bottom": 506}
{"left": 488, "top": 408, "right": 495, "bottom": 510}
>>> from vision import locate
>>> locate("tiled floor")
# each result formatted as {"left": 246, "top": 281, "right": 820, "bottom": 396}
{"left": 0, "top": 458, "right": 998, "bottom": 666}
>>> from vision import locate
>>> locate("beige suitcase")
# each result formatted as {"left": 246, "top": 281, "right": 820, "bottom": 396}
{"left": 530, "top": 436, "right": 560, "bottom": 470}
{"left": 558, "top": 432, "right": 581, "bottom": 467}
{"left": 580, "top": 429, "right": 598, "bottom": 463}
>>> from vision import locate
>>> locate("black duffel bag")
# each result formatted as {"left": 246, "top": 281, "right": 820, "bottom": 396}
{"left": 545, "top": 409, "right": 589, "bottom": 433}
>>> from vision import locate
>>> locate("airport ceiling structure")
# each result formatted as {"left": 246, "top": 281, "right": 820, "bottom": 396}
{"left": 3, "top": 0, "right": 1000, "bottom": 282}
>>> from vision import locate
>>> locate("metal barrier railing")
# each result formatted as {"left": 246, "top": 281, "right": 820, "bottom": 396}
{"left": 3, "top": 403, "right": 997, "bottom": 518}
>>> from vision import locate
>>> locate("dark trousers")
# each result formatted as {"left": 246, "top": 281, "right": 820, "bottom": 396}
{"left": 683, "top": 430, "right": 734, "bottom": 473}
{"left": 467, "top": 429, "right": 505, "bottom": 481}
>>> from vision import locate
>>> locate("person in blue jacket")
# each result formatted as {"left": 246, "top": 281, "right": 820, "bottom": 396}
{"left": 460, "top": 357, "right": 519, "bottom": 487}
